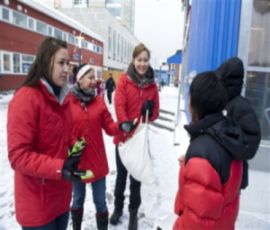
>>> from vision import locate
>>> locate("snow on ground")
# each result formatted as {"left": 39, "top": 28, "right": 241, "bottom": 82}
{"left": 0, "top": 87, "right": 269, "bottom": 230}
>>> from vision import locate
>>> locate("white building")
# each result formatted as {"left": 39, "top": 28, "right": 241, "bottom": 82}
{"left": 43, "top": 0, "right": 139, "bottom": 71}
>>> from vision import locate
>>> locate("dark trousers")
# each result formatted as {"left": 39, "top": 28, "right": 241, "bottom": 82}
{"left": 107, "top": 90, "right": 113, "bottom": 104}
{"left": 114, "top": 146, "right": 141, "bottom": 211}
{"left": 22, "top": 212, "right": 69, "bottom": 230}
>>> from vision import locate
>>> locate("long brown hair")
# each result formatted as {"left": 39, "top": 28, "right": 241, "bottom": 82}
{"left": 23, "top": 37, "right": 67, "bottom": 87}
{"left": 132, "top": 43, "right": 151, "bottom": 60}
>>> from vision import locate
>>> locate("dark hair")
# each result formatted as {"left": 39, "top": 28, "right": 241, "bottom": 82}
{"left": 132, "top": 43, "right": 150, "bottom": 60}
{"left": 23, "top": 37, "right": 67, "bottom": 86}
{"left": 72, "top": 64, "right": 93, "bottom": 79}
{"left": 189, "top": 71, "right": 227, "bottom": 119}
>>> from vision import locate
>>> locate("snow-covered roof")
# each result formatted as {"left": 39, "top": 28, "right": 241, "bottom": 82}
{"left": 18, "top": 0, "right": 104, "bottom": 43}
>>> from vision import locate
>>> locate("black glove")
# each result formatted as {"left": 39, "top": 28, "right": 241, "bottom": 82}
{"left": 62, "top": 138, "right": 86, "bottom": 182}
{"left": 141, "top": 100, "right": 154, "bottom": 117}
{"left": 119, "top": 121, "right": 136, "bottom": 133}
{"left": 62, "top": 156, "right": 81, "bottom": 182}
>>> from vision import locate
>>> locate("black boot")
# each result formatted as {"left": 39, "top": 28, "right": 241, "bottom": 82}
{"left": 110, "top": 208, "right": 123, "bottom": 225}
{"left": 128, "top": 209, "right": 138, "bottom": 230}
{"left": 71, "top": 208, "right": 83, "bottom": 230}
{"left": 96, "top": 211, "right": 108, "bottom": 230}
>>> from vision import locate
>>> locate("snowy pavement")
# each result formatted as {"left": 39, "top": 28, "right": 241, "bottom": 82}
{"left": 0, "top": 87, "right": 269, "bottom": 230}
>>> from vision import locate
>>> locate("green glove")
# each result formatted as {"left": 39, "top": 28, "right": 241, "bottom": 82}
{"left": 68, "top": 138, "right": 86, "bottom": 157}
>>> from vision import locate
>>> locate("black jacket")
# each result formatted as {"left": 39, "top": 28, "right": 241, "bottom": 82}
{"left": 185, "top": 113, "right": 248, "bottom": 184}
{"left": 105, "top": 77, "right": 115, "bottom": 92}
{"left": 215, "top": 57, "right": 261, "bottom": 188}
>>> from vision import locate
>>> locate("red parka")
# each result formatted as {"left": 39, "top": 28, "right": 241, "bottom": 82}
{"left": 174, "top": 159, "right": 242, "bottom": 230}
{"left": 113, "top": 73, "right": 159, "bottom": 144}
{"left": 7, "top": 81, "right": 72, "bottom": 227}
{"left": 174, "top": 114, "right": 245, "bottom": 230}
{"left": 68, "top": 94, "right": 120, "bottom": 183}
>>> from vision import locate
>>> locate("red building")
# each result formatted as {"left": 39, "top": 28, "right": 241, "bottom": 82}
{"left": 0, "top": 0, "right": 104, "bottom": 90}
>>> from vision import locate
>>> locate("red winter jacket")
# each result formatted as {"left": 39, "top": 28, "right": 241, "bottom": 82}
{"left": 174, "top": 159, "right": 242, "bottom": 230}
{"left": 7, "top": 81, "right": 72, "bottom": 227}
{"left": 68, "top": 94, "right": 120, "bottom": 183}
{"left": 113, "top": 73, "right": 159, "bottom": 144}
{"left": 174, "top": 114, "right": 245, "bottom": 230}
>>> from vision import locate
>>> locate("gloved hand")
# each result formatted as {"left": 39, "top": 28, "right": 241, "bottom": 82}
{"left": 62, "top": 156, "right": 81, "bottom": 182}
{"left": 141, "top": 100, "right": 154, "bottom": 118}
{"left": 62, "top": 138, "right": 88, "bottom": 182}
{"left": 119, "top": 121, "right": 137, "bottom": 133}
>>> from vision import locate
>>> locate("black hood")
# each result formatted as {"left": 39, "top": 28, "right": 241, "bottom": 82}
{"left": 215, "top": 57, "right": 244, "bottom": 100}
{"left": 185, "top": 113, "right": 249, "bottom": 160}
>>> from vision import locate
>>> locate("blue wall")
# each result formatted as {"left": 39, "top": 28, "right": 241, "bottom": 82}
{"left": 187, "top": 0, "right": 242, "bottom": 73}
{"left": 184, "top": 0, "right": 242, "bottom": 122}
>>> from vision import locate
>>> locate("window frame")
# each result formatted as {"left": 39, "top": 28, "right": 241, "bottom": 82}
{"left": 12, "top": 10, "right": 27, "bottom": 28}
{"left": 1, "top": 6, "right": 11, "bottom": 23}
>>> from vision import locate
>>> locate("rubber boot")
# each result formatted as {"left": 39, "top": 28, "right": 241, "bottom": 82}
{"left": 71, "top": 208, "right": 83, "bottom": 230}
{"left": 128, "top": 209, "right": 138, "bottom": 230}
{"left": 110, "top": 208, "right": 123, "bottom": 225}
{"left": 96, "top": 211, "right": 108, "bottom": 230}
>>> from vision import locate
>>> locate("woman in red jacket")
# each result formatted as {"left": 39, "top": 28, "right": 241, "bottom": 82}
{"left": 68, "top": 64, "right": 128, "bottom": 230}
{"left": 7, "top": 37, "right": 83, "bottom": 229}
{"left": 110, "top": 43, "right": 159, "bottom": 230}
{"left": 174, "top": 71, "right": 246, "bottom": 230}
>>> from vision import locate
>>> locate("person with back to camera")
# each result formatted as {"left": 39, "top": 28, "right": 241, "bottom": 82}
{"left": 68, "top": 64, "right": 134, "bottom": 230}
{"left": 7, "top": 37, "right": 86, "bottom": 230}
{"left": 110, "top": 43, "right": 159, "bottom": 230}
{"left": 174, "top": 71, "right": 248, "bottom": 229}
{"left": 215, "top": 57, "right": 261, "bottom": 189}
{"left": 105, "top": 73, "right": 115, "bottom": 104}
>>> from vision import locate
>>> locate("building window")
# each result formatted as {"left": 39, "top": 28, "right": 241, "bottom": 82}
{"left": 36, "top": 20, "right": 47, "bottom": 35}
{"left": 48, "top": 26, "right": 54, "bottom": 36}
{"left": 73, "top": 0, "right": 88, "bottom": 7}
{"left": 2, "top": 7, "right": 10, "bottom": 21}
{"left": 22, "top": 54, "right": 34, "bottom": 74}
{"left": 68, "top": 34, "right": 76, "bottom": 44}
{"left": 3, "top": 53, "right": 11, "bottom": 72}
{"left": 245, "top": 0, "right": 270, "bottom": 141}
{"left": 63, "top": 32, "right": 67, "bottom": 41}
{"left": 13, "top": 10, "right": 27, "bottom": 28}
{"left": 106, "top": 0, "right": 121, "bottom": 4}
{"left": 108, "top": 26, "right": 112, "bottom": 59}
{"left": 117, "top": 34, "right": 120, "bottom": 61}
{"left": 113, "top": 30, "right": 116, "bottom": 60}
{"left": 13, "top": 53, "right": 20, "bottom": 73}
{"left": 27, "top": 17, "right": 35, "bottom": 30}
{"left": 54, "top": 28, "right": 63, "bottom": 40}
{"left": 121, "top": 37, "right": 124, "bottom": 62}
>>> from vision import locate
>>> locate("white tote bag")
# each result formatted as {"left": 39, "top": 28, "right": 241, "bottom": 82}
{"left": 118, "top": 116, "right": 155, "bottom": 184}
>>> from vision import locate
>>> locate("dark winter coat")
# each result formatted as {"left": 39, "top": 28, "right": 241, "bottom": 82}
{"left": 174, "top": 113, "right": 246, "bottom": 230}
{"left": 68, "top": 94, "right": 120, "bottom": 183}
{"left": 105, "top": 77, "right": 115, "bottom": 92}
{"left": 7, "top": 80, "right": 72, "bottom": 227}
{"left": 113, "top": 67, "right": 159, "bottom": 144}
{"left": 215, "top": 57, "right": 261, "bottom": 188}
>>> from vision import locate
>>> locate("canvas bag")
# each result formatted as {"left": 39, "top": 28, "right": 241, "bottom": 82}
{"left": 118, "top": 115, "right": 155, "bottom": 184}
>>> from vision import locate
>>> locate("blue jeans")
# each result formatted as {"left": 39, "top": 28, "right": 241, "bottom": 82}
{"left": 72, "top": 177, "right": 107, "bottom": 213}
{"left": 22, "top": 212, "right": 69, "bottom": 230}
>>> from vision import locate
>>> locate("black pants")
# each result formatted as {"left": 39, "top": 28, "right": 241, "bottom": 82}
{"left": 107, "top": 90, "right": 113, "bottom": 104}
{"left": 114, "top": 146, "right": 141, "bottom": 211}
